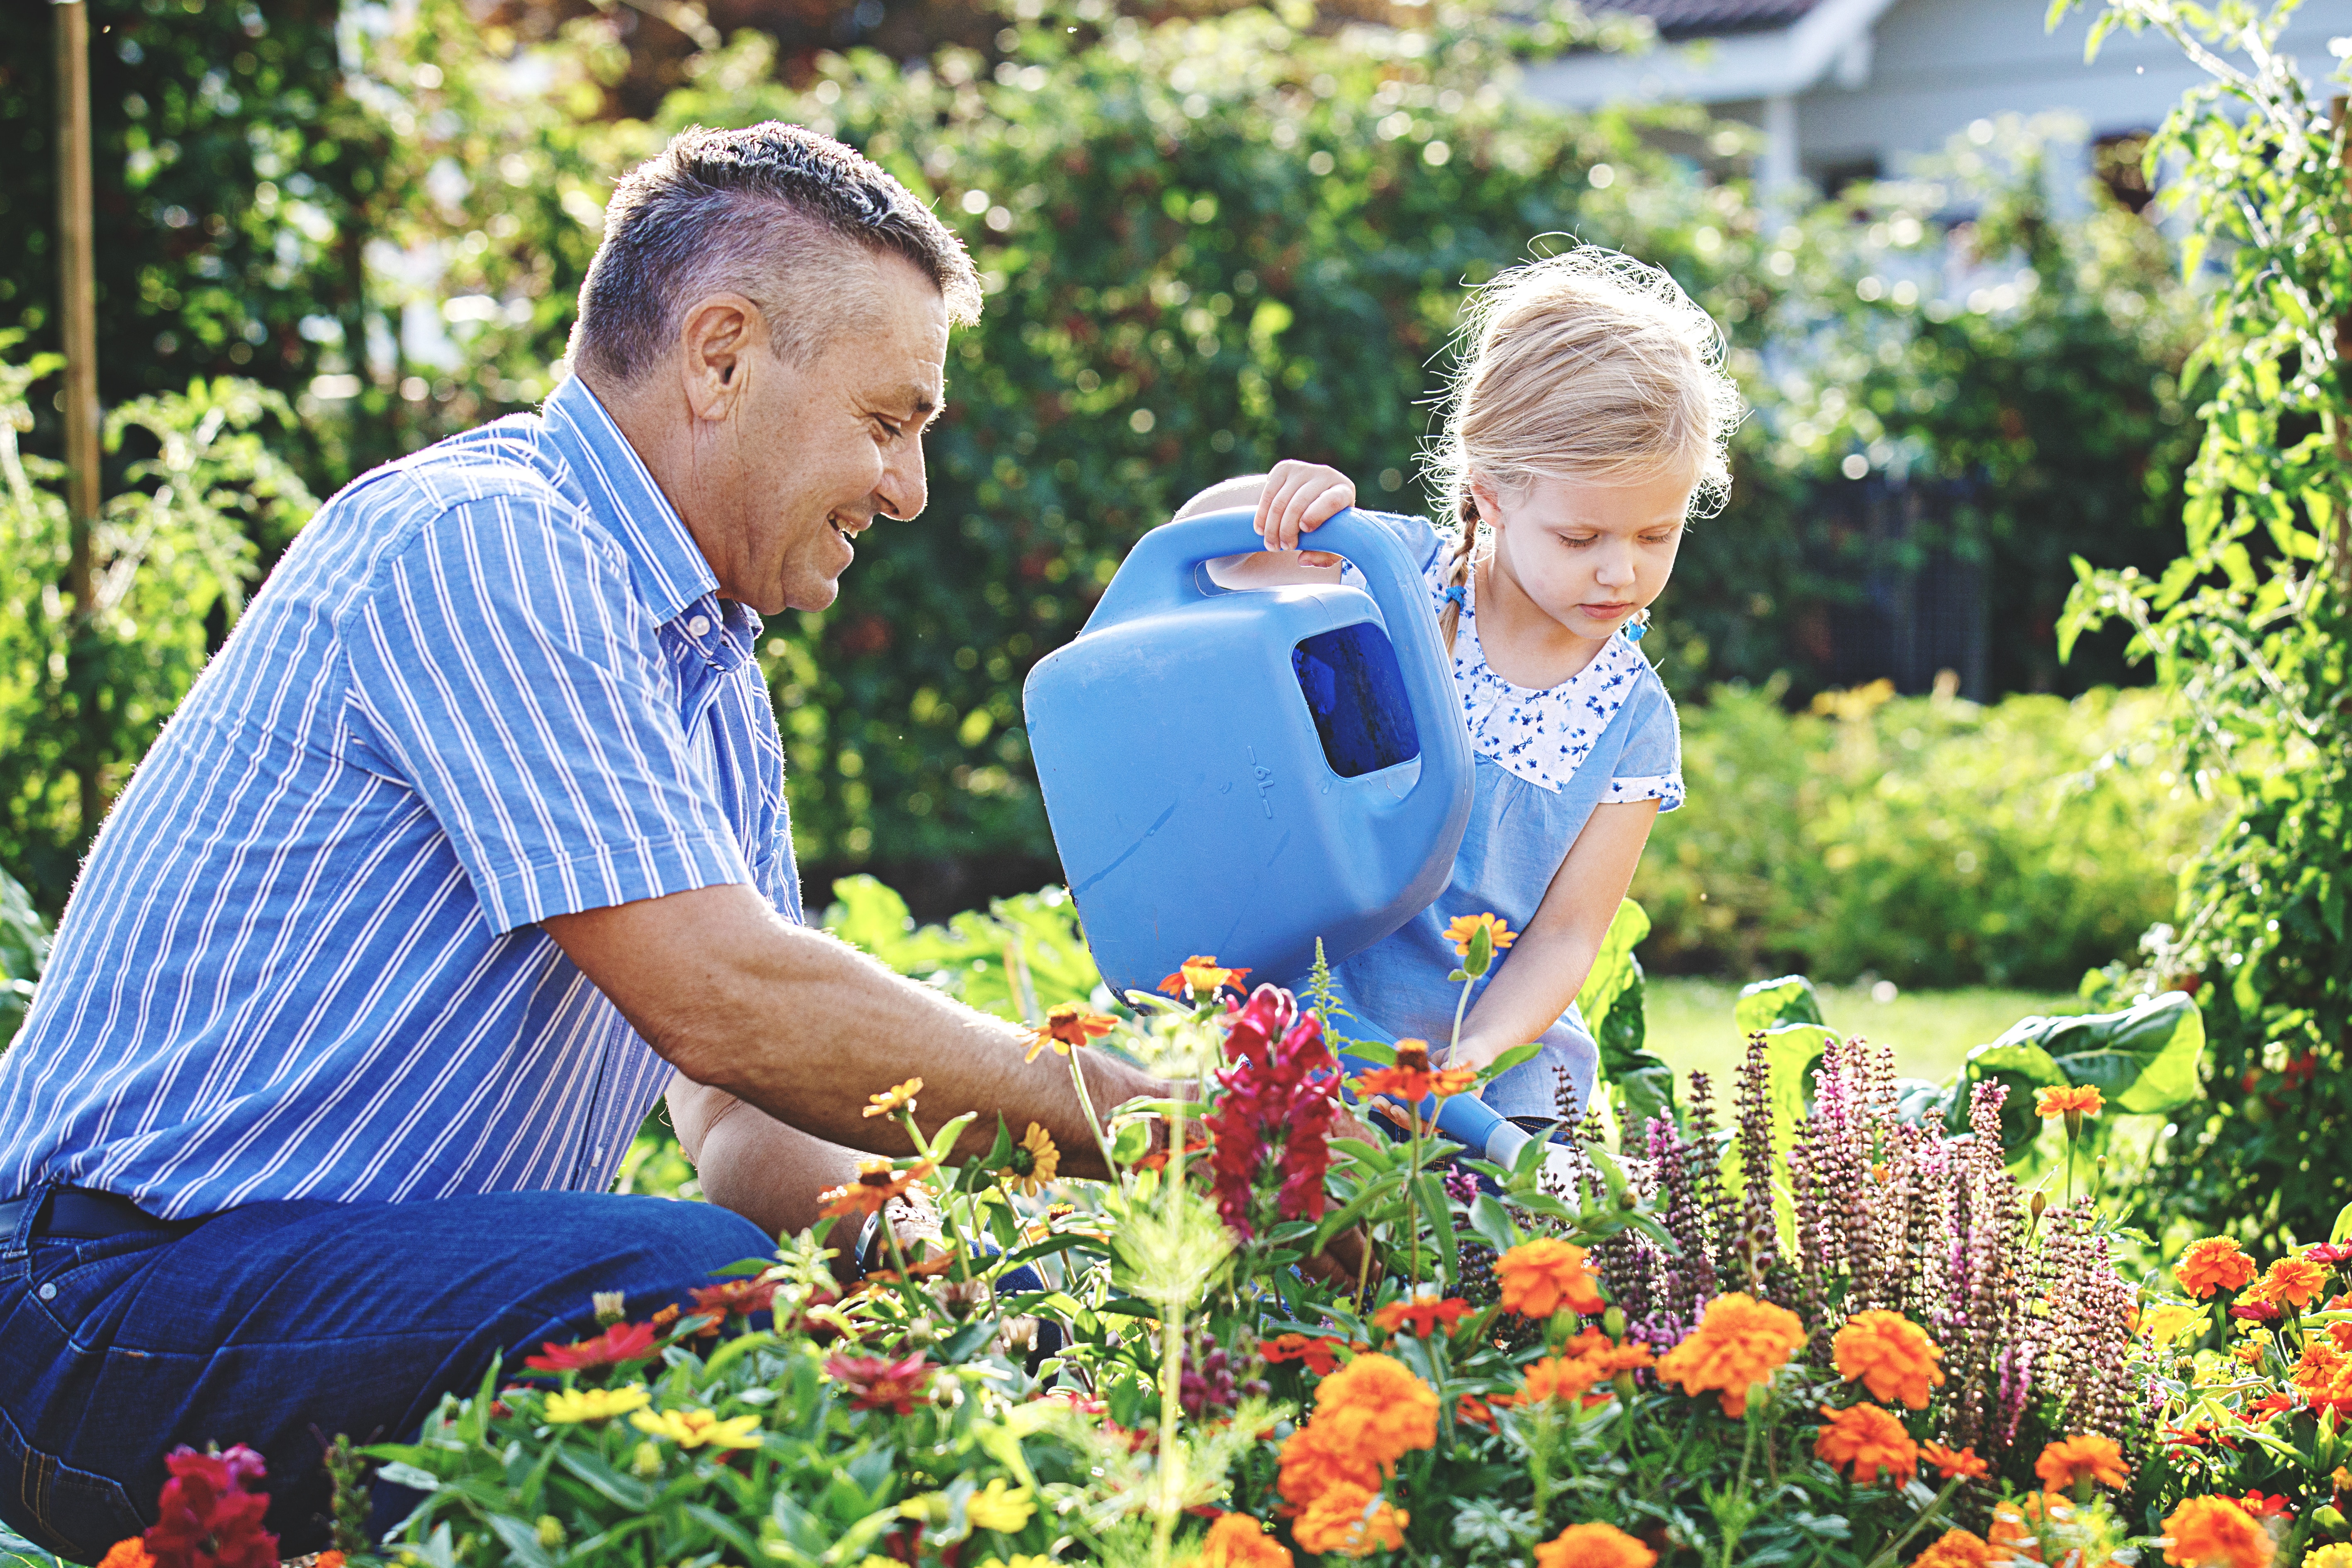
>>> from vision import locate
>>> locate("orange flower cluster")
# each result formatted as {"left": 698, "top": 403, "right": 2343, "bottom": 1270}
{"left": 2290, "top": 1321, "right": 2352, "bottom": 1417}
{"left": 1263, "top": 1332, "right": 1346, "bottom": 1377}
{"left": 1355, "top": 1040, "right": 1479, "bottom": 1104}
{"left": 1814, "top": 1402, "right": 1919, "bottom": 1485}
{"left": 2161, "top": 1495, "right": 2274, "bottom": 1568}
{"left": 1655, "top": 1293, "right": 1808, "bottom": 1417}
{"left": 2036, "top": 1435, "right": 2129, "bottom": 1494}
{"left": 1498, "top": 1327, "right": 1654, "bottom": 1408}
{"left": 1494, "top": 1239, "right": 1606, "bottom": 1319}
{"left": 1371, "top": 1293, "right": 1473, "bottom": 1338}
{"left": 1532, "top": 1522, "right": 1657, "bottom": 1568}
{"left": 1199, "top": 1511, "right": 1293, "bottom": 1568}
{"left": 1831, "top": 1310, "right": 1945, "bottom": 1410}
{"left": 1921, "top": 1441, "right": 1990, "bottom": 1481}
{"left": 96, "top": 1544, "right": 156, "bottom": 1568}
{"left": 2246, "top": 1255, "right": 2328, "bottom": 1310}
{"left": 2176, "top": 1237, "right": 2258, "bottom": 1299}
{"left": 1276, "top": 1352, "right": 1438, "bottom": 1555}
{"left": 1913, "top": 1528, "right": 1997, "bottom": 1568}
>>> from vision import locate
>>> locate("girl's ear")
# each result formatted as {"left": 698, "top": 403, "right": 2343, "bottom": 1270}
{"left": 1467, "top": 472, "right": 1505, "bottom": 528}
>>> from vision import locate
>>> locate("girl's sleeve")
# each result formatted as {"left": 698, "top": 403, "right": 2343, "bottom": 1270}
{"left": 1339, "top": 510, "right": 1454, "bottom": 606}
{"left": 1602, "top": 675, "right": 1685, "bottom": 813}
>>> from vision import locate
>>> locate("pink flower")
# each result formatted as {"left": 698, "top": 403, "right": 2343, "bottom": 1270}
{"left": 144, "top": 1446, "right": 277, "bottom": 1568}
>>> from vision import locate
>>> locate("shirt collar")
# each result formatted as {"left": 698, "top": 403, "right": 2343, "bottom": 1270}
{"left": 539, "top": 373, "right": 718, "bottom": 628}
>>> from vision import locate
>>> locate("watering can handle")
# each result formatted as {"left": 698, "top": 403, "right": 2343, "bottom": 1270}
{"left": 1083, "top": 507, "right": 1469, "bottom": 836}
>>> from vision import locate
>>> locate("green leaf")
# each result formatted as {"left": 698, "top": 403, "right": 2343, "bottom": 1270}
{"left": 1574, "top": 898, "right": 1652, "bottom": 1032}
{"left": 553, "top": 1449, "right": 653, "bottom": 1511}
{"left": 1986, "top": 991, "right": 2206, "bottom": 1115}
{"left": 2333, "top": 1203, "right": 2352, "bottom": 1245}
{"left": 1735, "top": 975, "right": 1825, "bottom": 1036}
{"left": 1468, "top": 1192, "right": 1519, "bottom": 1253}
{"left": 1950, "top": 1038, "right": 2067, "bottom": 1155}
{"left": 486, "top": 1515, "right": 559, "bottom": 1568}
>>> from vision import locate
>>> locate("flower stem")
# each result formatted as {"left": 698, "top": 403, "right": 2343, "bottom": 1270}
{"left": 1152, "top": 1101, "right": 1192, "bottom": 1568}
{"left": 1067, "top": 1049, "right": 1121, "bottom": 1183}
{"left": 1858, "top": 1477, "right": 1964, "bottom": 1568}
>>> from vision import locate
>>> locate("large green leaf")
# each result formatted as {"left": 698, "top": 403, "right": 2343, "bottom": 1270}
{"left": 1578, "top": 899, "right": 1676, "bottom": 1132}
{"left": 1735, "top": 974, "right": 1825, "bottom": 1037}
{"left": 1989, "top": 991, "right": 2206, "bottom": 1115}
{"left": 1575, "top": 898, "right": 1651, "bottom": 1037}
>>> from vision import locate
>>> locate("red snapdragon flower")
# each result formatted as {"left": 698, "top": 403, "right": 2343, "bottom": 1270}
{"left": 524, "top": 1319, "right": 660, "bottom": 1371}
{"left": 144, "top": 1446, "right": 276, "bottom": 1568}
{"left": 1201, "top": 984, "right": 1341, "bottom": 1238}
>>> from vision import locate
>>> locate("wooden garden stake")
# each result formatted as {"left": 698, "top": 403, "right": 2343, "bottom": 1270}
{"left": 53, "top": 0, "right": 103, "bottom": 838}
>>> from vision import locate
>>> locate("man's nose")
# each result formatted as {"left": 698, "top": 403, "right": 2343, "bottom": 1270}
{"left": 877, "top": 436, "right": 928, "bottom": 522}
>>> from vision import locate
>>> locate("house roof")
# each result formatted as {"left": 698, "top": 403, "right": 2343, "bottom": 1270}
{"left": 1597, "top": 0, "right": 1829, "bottom": 40}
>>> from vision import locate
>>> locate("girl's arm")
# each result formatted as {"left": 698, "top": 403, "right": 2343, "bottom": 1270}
{"left": 1440, "top": 799, "right": 1661, "bottom": 1076}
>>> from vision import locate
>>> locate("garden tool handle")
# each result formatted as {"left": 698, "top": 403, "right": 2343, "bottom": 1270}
{"left": 1080, "top": 507, "right": 1471, "bottom": 842}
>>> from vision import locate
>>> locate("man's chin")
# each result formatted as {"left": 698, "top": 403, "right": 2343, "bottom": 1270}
{"left": 776, "top": 573, "right": 843, "bottom": 615}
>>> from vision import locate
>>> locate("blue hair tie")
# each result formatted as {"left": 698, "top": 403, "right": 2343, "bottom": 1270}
{"left": 1441, "top": 584, "right": 1468, "bottom": 609}
{"left": 1625, "top": 614, "right": 1648, "bottom": 643}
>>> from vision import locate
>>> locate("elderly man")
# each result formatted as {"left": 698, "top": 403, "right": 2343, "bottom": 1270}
{"left": 0, "top": 122, "right": 1165, "bottom": 1561}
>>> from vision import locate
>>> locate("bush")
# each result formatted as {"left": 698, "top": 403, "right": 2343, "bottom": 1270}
{"left": 1634, "top": 681, "right": 2211, "bottom": 989}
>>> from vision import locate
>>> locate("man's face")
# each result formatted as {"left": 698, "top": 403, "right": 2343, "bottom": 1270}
{"left": 699, "top": 255, "right": 950, "bottom": 615}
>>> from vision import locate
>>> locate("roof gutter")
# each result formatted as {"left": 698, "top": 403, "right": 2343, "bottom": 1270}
{"left": 1522, "top": 0, "right": 1905, "bottom": 107}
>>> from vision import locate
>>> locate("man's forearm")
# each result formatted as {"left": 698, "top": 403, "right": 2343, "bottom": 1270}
{"left": 546, "top": 883, "right": 1158, "bottom": 1178}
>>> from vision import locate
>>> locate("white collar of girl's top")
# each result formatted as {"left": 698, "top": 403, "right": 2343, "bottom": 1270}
{"left": 1447, "top": 566, "right": 1649, "bottom": 794}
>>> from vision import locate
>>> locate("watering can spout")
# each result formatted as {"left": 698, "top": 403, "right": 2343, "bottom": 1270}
{"left": 1024, "top": 507, "right": 1473, "bottom": 1003}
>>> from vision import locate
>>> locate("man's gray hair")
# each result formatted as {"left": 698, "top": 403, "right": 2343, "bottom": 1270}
{"left": 570, "top": 122, "right": 982, "bottom": 385}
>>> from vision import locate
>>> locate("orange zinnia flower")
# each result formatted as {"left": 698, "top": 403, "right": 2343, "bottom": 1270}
{"left": 1199, "top": 1511, "right": 1294, "bottom": 1568}
{"left": 95, "top": 1541, "right": 155, "bottom": 1568}
{"left": 2034, "top": 1084, "right": 2103, "bottom": 1118}
{"left": 1290, "top": 1481, "right": 1406, "bottom": 1557}
{"left": 2036, "top": 1434, "right": 2129, "bottom": 1493}
{"left": 1832, "top": 1310, "right": 1945, "bottom": 1410}
{"left": 1455, "top": 1394, "right": 1497, "bottom": 1430}
{"left": 1025, "top": 1000, "right": 1117, "bottom": 1062}
{"left": 1442, "top": 912, "right": 1519, "bottom": 958}
{"left": 1371, "top": 1293, "right": 1474, "bottom": 1338}
{"left": 2247, "top": 1255, "right": 2329, "bottom": 1309}
{"left": 1312, "top": 1352, "right": 1440, "bottom": 1471}
{"left": 1921, "top": 1441, "right": 1991, "bottom": 1481}
{"left": 1264, "top": 1332, "right": 1346, "bottom": 1377}
{"left": 1159, "top": 955, "right": 1249, "bottom": 997}
{"left": 1655, "top": 1292, "right": 1808, "bottom": 1418}
{"left": 864, "top": 1076, "right": 922, "bottom": 1118}
{"left": 1533, "top": 1521, "right": 1658, "bottom": 1568}
{"left": 1356, "top": 1039, "right": 1478, "bottom": 1104}
{"left": 1912, "top": 1528, "right": 1997, "bottom": 1568}
{"left": 2162, "top": 1495, "right": 2274, "bottom": 1568}
{"left": 2177, "top": 1237, "right": 2258, "bottom": 1299}
{"left": 1814, "top": 1402, "right": 1919, "bottom": 1485}
{"left": 1494, "top": 1239, "right": 1606, "bottom": 1318}
{"left": 816, "top": 1156, "right": 932, "bottom": 1220}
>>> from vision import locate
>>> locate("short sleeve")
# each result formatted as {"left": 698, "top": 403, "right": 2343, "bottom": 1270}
{"left": 1337, "top": 510, "right": 1456, "bottom": 609}
{"left": 340, "top": 491, "right": 755, "bottom": 933}
{"left": 1602, "top": 674, "right": 1685, "bottom": 813}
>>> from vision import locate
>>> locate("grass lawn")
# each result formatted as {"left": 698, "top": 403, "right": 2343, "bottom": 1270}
{"left": 1641, "top": 977, "right": 2084, "bottom": 1090}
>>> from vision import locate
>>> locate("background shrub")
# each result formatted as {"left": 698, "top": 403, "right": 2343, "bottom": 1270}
{"left": 1634, "top": 681, "right": 2211, "bottom": 988}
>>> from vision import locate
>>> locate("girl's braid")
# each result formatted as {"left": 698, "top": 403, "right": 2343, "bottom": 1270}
{"left": 1439, "top": 494, "right": 1480, "bottom": 654}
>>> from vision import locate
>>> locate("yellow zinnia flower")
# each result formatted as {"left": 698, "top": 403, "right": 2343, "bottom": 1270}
{"left": 1007, "top": 1122, "right": 1059, "bottom": 1194}
{"left": 966, "top": 1478, "right": 1037, "bottom": 1533}
{"left": 543, "top": 1383, "right": 651, "bottom": 1424}
{"left": 865, "top": 1077, "right": 923, "bottom": 1118}
{"left": 627, "top": 1406, "right": 762, "bottom": 1450}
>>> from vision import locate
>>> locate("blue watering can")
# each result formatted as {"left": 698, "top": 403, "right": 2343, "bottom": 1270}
{"left": 1023, "top": 506, "right": 1474, "bottom": 1011}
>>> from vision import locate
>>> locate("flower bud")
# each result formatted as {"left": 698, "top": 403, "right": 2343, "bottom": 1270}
{"left": 2030, "top": 1191, "right": 2048, "bottom": 1220}
{"left": 1604, "top": 1307, "right": 1627, "bottom": 1339}
{"left": 535, "top": 1517, "right": 566, "bottom": 1548}
{"left": 630, "top": 1441, "right": 662, "bottom": 1478}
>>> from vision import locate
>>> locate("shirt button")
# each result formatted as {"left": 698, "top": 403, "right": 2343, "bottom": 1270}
{"left": 688, "top": 615, "right": 711, "bottom": 637}
{"left": 37, "top": 1283, "right": 56, "bottom": 1301}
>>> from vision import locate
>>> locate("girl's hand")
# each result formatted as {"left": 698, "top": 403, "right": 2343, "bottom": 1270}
{"left": 1255, "top": 460, "right": 1355, "bottom": 563}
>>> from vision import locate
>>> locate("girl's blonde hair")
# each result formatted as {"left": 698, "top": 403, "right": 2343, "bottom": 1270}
{"left": 1423, "top": 245, "right": 1743, "bottom": 648}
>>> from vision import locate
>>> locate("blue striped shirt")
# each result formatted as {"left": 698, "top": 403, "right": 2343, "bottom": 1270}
{"left": 0, "top": 374, "right": 800, "bottom": 1217}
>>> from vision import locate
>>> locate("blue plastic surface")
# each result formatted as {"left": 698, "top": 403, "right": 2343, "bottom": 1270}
{"left": 1023, "top": 507, "right": 1473, "bottom": 1004}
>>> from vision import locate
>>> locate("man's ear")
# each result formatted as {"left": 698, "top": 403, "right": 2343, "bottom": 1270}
{"left": 677, "top": 293, "right": 766, "bottom": 422}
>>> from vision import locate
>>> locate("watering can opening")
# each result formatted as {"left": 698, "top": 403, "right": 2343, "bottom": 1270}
{"left": 1290, "top": 621, "right": 1422, "bottom": 779}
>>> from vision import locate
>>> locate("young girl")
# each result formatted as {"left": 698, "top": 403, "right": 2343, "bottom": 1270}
{"left": 1177, "top": 246, "right": 1741, "bottom": 1124}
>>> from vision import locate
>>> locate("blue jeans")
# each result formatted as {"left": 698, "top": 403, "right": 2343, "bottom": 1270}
{"left": 0, "top": 1187, "right": 775, "bottom": 1563}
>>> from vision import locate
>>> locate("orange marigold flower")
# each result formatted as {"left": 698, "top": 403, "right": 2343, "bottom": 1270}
{"left": 2036, "top": 1434, "right": 2129, "bottom": 1493}
{"left": 864, "top": 1077, "right": 922, "bottom": 1118}
{"left": 1921, "top": 1441, "right": 1991, "bottom": 1481}
{"left": 1290, "top": 1482, "right": 1407, "bottom": 1558}
{"left": 1655, "top": 1292, "right": 1808, "bottom": 1418}
{"left": 1503, "top": 1351, "right": 1613, "bottom": 1408}
{"left": 1371, "top": 1293, "right": 1474, "bottom": 1338}
{"left": 1533, "top": 1522, "right": 1658, "bottom": 1568}
{"left": 1494, "top": 1238, "right": 1606, "bottom": 1318}
{"left": 1199, "top": 1511, "right": 1294, "bottom": 1568}
{"left": 1276, "top": 1420, "right": 1379, "bottom": 1510}
{"left": 2035, "top": 1085, "right": 2104, "bottom": 1118}
{"left": 95, "top": 1541, "right": 154, "bottom": 1568}
{"left": 2162, "top": 1495, "right": 2274, "bottom": 1568}
{"left": 2177, "top": 1237, "right": 2259, "bottom": 1299}
{"left": 1442, "top": 912, "right": 1519, "bottom": 958}
{"left": 1263, "top": 1332, "right": 1345, "bottom": 1377}
{"left": 1356, "top": 1039, "right": 1479, "bottom": 1103}
{"left": 1911, "top": 1528, "right": 1997, "bottom": 1568}
{"left": 318, "top": 1555, "right": 346, "bottom": 1568}
{"left": 1025, "top": 1000, "right": 1117, "bottom": 1062}
{"left": 1814, "top": 1402, "right": 1920, "bottom": 1486}
{"left": 1312, "top": 1352, "right": 1440, "bottom": 1471}
{"left": 2247, "top": 1256, "right": 2329, "bottom": 1310}
{"left": 1159, "top": 955, "right": 1250, "bottom": 997}
{"left": 1832, "top": 1310, "right": 1946, "bottom": 1410}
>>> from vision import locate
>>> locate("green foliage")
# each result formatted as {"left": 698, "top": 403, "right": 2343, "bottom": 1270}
{"left": 821, "top": 874, "right": 1101, "bottom": 1021}
{"left": 1945, "top": 990, "right": 2205, "bottom": 1158}
{"left": 0, "top": 863, "right": 46, "bottom": 1055}
{"left": 1635, "top": 680, "right": 2212, "bottom": 989}
{"left": 0, "top": 336, "right": 314, "bottom": 912}
{"left": 2053, "top": 0, "right": 2352, "bottom": 1250}
{"left": 1573, "top": 898, "right": 1676, "bottom": 1131}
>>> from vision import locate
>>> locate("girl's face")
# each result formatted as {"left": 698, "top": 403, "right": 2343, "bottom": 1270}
{"left": 1473, "top": 465, "right": 1694, "bottom": 645}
